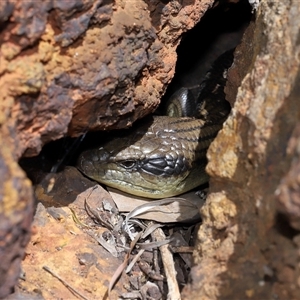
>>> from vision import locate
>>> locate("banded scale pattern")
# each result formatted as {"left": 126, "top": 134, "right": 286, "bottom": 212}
{"left": 78, "top": 115, "right": 225, "bottom": 198}
{"left": 78, "top": 50, "right": 233, "bottom": 198}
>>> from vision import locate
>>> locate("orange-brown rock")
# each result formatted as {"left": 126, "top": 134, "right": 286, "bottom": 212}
{"left": 1, "top": 0, "right": 214, "bottom": 158}
{"left": 0, "top": 0, "right": 214, "bottom": 297}
{"left": 0, "top": 131, "right": 33, "bottom": 298}
{"left": 182, "top": 1, "right": 300, "bottom": 299}
{"left": 2, "top": 0, "right": 300, "bottom": 299}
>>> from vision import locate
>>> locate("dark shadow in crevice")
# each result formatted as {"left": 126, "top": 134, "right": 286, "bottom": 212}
{"left": 274, "top": 213, "right": 299, "bottom": 240}
{"left": 161, "top": 0, "right": 252, "bottom": 105}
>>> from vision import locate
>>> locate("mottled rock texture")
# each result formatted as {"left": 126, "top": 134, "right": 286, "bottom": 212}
{"left": 0, "top": 137, "right": 33, "bottom": 298}
{"left": 182, "top": 1, "right": 300, "bottom": 299}
{"left": 0, "top": 0, "right": 213, "bottom": 158}
{"left": 0, "top": 0, "right": 214, "bottom": 297}
{"left": 2, "top": 0, "right": 300, "bottom": 299}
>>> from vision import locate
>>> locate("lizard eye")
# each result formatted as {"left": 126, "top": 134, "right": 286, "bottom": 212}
{"left": 119, "top": 160, "right": 136, "bottom": 169}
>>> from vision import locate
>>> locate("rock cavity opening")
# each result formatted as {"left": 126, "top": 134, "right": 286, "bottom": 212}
{"left": 20, "top": 0, "right": 253, "bottom": 197}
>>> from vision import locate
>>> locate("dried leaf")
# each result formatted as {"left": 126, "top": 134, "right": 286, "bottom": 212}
{"left": 108, "top": 187, "right": 204, "bottom": 223}
{"left": 123, "top": 197, "right": 202, "bottom": 240}
{"left": 108, "top": 232, "right": 142, "bottom": 297}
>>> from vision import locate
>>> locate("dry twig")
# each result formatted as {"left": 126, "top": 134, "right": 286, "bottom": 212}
{"left": 43, "top": 266, "right": 89, "bottom": 300}
{"left": 152, "top": 228, "right": 181, "bottom": 300}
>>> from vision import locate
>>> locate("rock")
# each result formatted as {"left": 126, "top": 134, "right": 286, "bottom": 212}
{"left": 0, "top": 136, "right": 33, "bottom": 298}
{"left": 1, "top": 0, "right": 214, "bottom": 157}
{"left": 182, "top": 2, "right": 300, "bottom": 299}
{"left": 2, "top": 0, "right": 300, "bottom": 299}
{"left": 0, "top": 0, "right": 214, "bottom": 296}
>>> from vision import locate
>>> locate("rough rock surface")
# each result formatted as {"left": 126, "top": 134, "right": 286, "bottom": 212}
{"left": 182, "top": 1, "right": 300, "bottom": 299}
{"left": 276, "top": 122, "right": 300, "bottom": 231}
{"left": 0, "top": 0, "right": 214, "bottom": 297}
{"left": 0, "top": 0, "right": 213, "bottom": 158}
{"left": 2, "top": 0, "right": 300, "bottom": 299}
{"left": 0, "top": 131, "right": 33, "bottom": 298}
{"left": 19, "top": 191, "right": 127, "bottom": 300}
